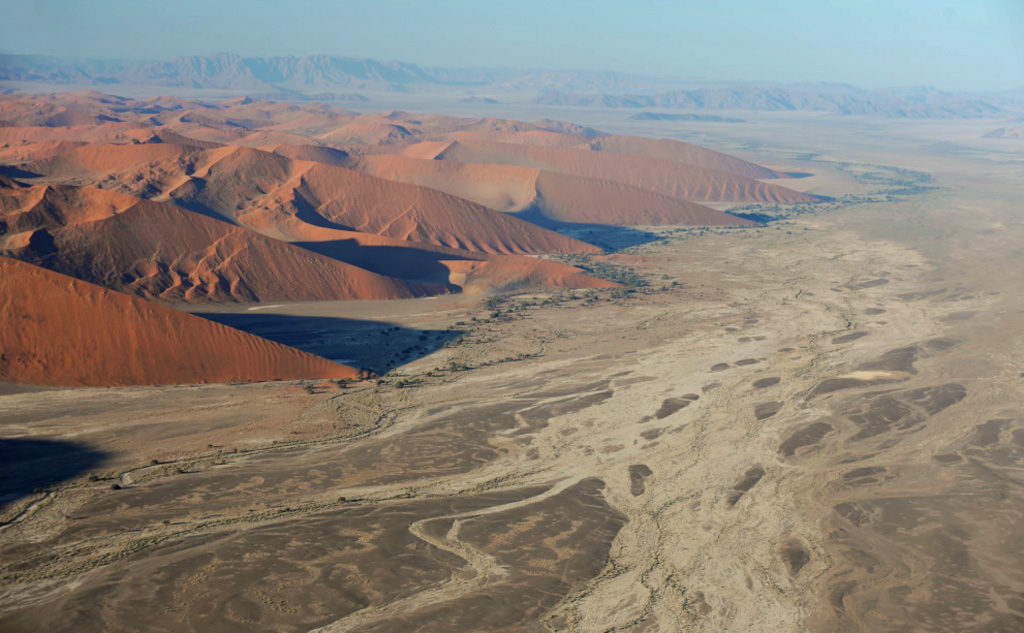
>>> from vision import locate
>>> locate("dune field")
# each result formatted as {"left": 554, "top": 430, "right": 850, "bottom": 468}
{"left": 1, "top": 93, "right": 1022, "bottom": 632}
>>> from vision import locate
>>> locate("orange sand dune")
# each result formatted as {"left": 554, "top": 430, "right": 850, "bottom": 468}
{"left": 21, "top": 143, "right": 597, "bottom": 255}
{"left": 589, "top": 136, "right": 780, "bottom": 179}
{"left": 444, "top": 129, "right": 591, "bottom": 147}
{"left": 155, "top": 121, "right": 250, "bottom": 144}
{"left": 249, "top": 222, "right": 611, "bottom": 292}
{"left": 0, "top": 177, "right": 141, "bottom": 238}
{"left": 0, "top": 181, "right": 442, "bottom": 303}
{"left": 147, "top": 99, "right": 350, "bottom": 130}
{"left": 0, "top": 100, "right": 117, "bottom": 128}
{"left": 347, "top": 154, "right": 751, "bottom": 226}
{"left": 330, "top": 112, "right": 592, "bottom": 143}
{"left": 0, "top": 122, "right": 155, "bottom": 145}
{"left": 263, "top": 143, "right": 350, "bottom": 167}
{"left": 443, "top": 132, "right": 781, "bottom": 179}
{"left": 151, "top": 129, "right": 225, "bottom": 149}
{"left": 284, "top": 162, "right": 598, "bottom": 253}
{"left": 158, "top": 122, "right": 321, "bottom": 149}
{"left": 530, "top": 170, "right": 754, "bottom": 225}
{"left": 316, "top": 122, "right": 416, "bottom": 146}
{"left": 433, "top": 140, "right": 816, "bottom": 203}
{"left": 234, "top": 129, "right": 332, "bottom": 148}
{"left": 23, "top": 141, "right": 195, "bottom": 177}
{"left": 157, "top": 123, "right": 324, "bottom": 150}
{"left": 0, "top": 140, "right": 90, "bottom": 164}
{"left": 0, "top": 256, "right": 360, "bottom": 386}
{"left": 261, "top": 111, "right": 363, "bottom": 136}
{"left": 399, "top": 141, "right": 456, "bottom": 160}
{"left": 346, "top": 154, "right": 540, "bottom": 211}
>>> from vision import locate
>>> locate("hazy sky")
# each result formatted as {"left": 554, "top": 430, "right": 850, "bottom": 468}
{"left": 3, "top": 0, "right": 1022, "bottom": 91}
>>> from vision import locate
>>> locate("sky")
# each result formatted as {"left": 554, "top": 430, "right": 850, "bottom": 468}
{"left": 2, "top": 0, "right": 1022, "bottom": 91}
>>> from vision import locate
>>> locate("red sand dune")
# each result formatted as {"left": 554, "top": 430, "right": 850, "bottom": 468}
{"left": 291, "top": 229, "right": 616, "bottom": 292}
{"left": 0, "top": 181, "right": 443, "bottom": 303}
{"left": 345, "top": 154, "right": 540, "bottom": 211}
{"left": 0, "top": 140, "right": 89, "bottom": 163}
{"left": 445, "top": 129, "right": 591, "bottom": 147}
{"left": 283, "top": 162, "right": 597, "bottom": 253}
{"left": 0, "top": 100, "right": 117, "bottom": 128}
{"left": 261, "top": 111, "right": 363, "bottom": 136}
{"left": 0, "top": 256, "right": 361, "bottom": 386}
{"left": 432, "top": 140, "right": 816, "bottom": 203}
{"left": 316, "top": 122, "right": 416, "bottom": 145}
{"left": 589, "top": 136, "right": 781, "bottom": 179}
{"left": 263, "top": 143, "right": 350, "bottom": 167}
{"left": 0, "top": 177, "right": 140, "bottom": 235}
{"left": 347, "top": 154, "right": 752, "bottom": 226}
{"left": 0, "top": 92, "right": 804, "bottom": 299}
{"left": 151, "top": 129, "right": 225, "bottom": 149}
{"left": 426, "top": 132, "right": 778, "bottom": 179}
{"left": 530, "top": 170, "right": 754, "bottom": 225}
{"left": 0, "top": 122, "right": 155, "bottom": 145}
{"left": 21, "top": 143, "right": 597, "bottom": 255}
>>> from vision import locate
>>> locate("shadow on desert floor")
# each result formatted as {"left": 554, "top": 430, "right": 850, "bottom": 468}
{"left": 0, "top": 438, "right": 106, "bottom": 510}
{"left": 195, "top": 312, "right": 465, "bottom": 374}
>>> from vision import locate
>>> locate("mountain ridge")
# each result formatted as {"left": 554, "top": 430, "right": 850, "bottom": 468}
{"left": 2, "top": 53, "right": 1019, "bottom": 118}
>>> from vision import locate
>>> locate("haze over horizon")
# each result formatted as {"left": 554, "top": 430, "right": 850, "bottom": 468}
{"left": 3, "top": 0, "right": 1022, "bottom": 92}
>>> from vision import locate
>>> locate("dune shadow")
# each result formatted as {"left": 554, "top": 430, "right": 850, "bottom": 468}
{"left": 291, "top": 190, "right": 358, "bottom": 231}
{"left": 0, "top": 438, "right": 106, "bottom": 510}
{"left": 0, "top": 166, "right": 43, "bottom": 180}
{"left": 509, "top": 209, "right": 661, "bottom": 252}
{"left": 729, "top": 211, "right": 775, "bottom": 224}
{"left": 195, "top": 313, "right": 464, "bottom": 374}
{"left": 293, "top": 239, "right": 470, "bottom": 285}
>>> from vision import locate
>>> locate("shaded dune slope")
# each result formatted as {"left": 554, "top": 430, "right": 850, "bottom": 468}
{"left": 22, "top": 143, "right": 598, "bottom": 255}
{"left": 346, "top": 154, "right": 752, "bottom": 226}
{"left": 0, "top": 181, "right": 439, "bottom": 303}
{"left": 590, "top": 135, "right": 781, "bottom": 178}
{"left": 432, "top": 140, "right": 816, "bottom": 203}
{"left": 443, "top": 131, "right": 780, "bottom": 179}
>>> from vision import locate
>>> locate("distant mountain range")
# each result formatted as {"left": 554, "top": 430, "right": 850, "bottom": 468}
{"left": 537, "top": 87, "right": 1009, "bottom": 118}
{"left": 2, "top": 53, "right": 1021, "bottom": 118}
{"left": 0, "top": 53, "right": 696, "bottom": 94}
{"left": 628, "top": 112, "right": 745, "bottom": 123}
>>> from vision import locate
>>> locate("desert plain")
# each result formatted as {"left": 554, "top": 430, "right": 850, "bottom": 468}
{"left": 2, "top": 103, "right": 1024, "bottom": 633}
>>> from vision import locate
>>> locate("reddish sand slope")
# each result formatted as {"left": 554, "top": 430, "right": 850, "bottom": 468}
{"left": 440, "top": 133, "right": 778, "bottom": 178}
{"left": 345, "top": 154, "right": 541, "bottom": 211}
{"left": 0, "top": 178, "right": 140, "bottom": 236}
{"left": 589, "top": 136, "right": 781, "bottom": 178}
{"left": 22, "top": 143, "right": 598, "bottom": 255}
{"left": 264, "top": 143, "right": 350, "bottom": 167}
{"left": 0, "top": 122, "right": 155, "bottom": 145}
{"left": 531, "top": 171, "right": 754, "bottom": 225}
{"left": 0, "top": 101, "right": 117, "bottom": 127}
{"left": 287, "top": 162, "right": 597, "bottom": 253}
{"left": 0, "top": 257, "right": 360, "bottom": 386}
{"left": 0, "top": 140, "right": 89, "bottom": 163}
{"left": 347, "top": 154, "right": 752, "bottom": 226}
{"left": 433, "top": 140, "right": 817, "bottom": 203}
{"left": 0, "top": 181, "right": 442, "bottom": 303}
{"left": 445, "top": 129, "right": 592, "bottom": 147}
{"left": 316, "top": 122, "right": 416, "bottom": 145}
